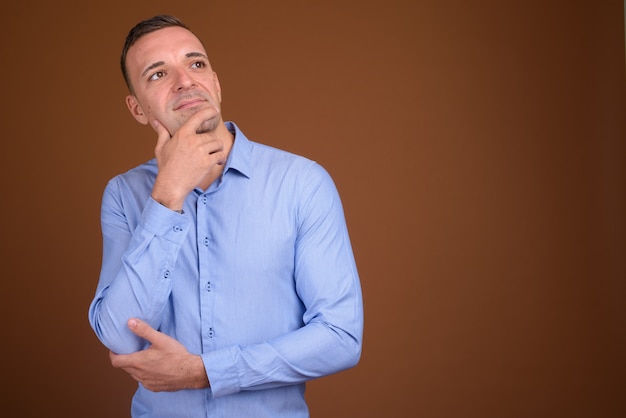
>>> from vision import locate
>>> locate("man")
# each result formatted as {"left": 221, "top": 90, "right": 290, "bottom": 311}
{"left": 88, "top": 14, "right": 363, "bottom": 417}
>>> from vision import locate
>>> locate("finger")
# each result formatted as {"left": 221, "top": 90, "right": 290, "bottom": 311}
{"left": 208, "top": 144, "right": 226, "bottom": 165}
{"left": 183, "top": 106, "right": 220, "bottom": 134}
{"left": 127, "top": 318, "right": 163, "bottom": 345}
{"left": 152, "top": 120, "right": 171, "bottom": 150}
{"left": 109, "top": 350, "right": 132, "bottom": 369}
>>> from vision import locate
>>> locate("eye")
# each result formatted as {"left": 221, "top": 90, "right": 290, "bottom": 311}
{"left": 148, "top": 70, "right": 166, "bottom": 81}
{"left": 191, "top": 61, "right": 206, "bottom": 69}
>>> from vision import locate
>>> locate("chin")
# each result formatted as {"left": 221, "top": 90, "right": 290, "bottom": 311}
{"left": 196, "top": 117, "right": 220, "bottom": 134}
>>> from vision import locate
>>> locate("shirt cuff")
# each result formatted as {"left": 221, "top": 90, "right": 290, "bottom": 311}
{"left": 140, "top": 197, "right": 190, "bottom": 244}
{"left": 202, "top": 346, "right": 242, "bottom": 398}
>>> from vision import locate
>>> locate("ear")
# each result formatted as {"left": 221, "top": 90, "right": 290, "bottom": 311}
{"left": 125, "top": 95, "right": 149, "bottom": 125}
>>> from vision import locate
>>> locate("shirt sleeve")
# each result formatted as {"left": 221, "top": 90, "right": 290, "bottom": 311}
{"left": 88, "top": 179, "right": 191, "bottom": 354}
{"left": 202, "top": 163, "right": 364, "bottom": 397}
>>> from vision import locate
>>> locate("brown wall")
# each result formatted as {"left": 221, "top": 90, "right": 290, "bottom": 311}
{"left": 2, "top": 1, "right": 624, "bottom": 417}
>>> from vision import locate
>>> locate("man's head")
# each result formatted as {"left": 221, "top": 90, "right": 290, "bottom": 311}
{"left": 121, "top": 15, "right": 223, "bottom": 136}
{"left": 121, "top": 15, "right": 190, "bottom": 94}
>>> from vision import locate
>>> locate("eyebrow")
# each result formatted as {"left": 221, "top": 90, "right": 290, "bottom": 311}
{"left": 186, "top": 52, "right": 209, "bottom": 60}
{"left": 140, "top": 52, "right": 209, "bottom": 78}
{"left": 141, "top": 61, "right": 165, "bottom": 78}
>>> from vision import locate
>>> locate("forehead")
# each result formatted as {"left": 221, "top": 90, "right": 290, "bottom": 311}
{"left": 126, "top": 26, "right": 207, "bottom": 72}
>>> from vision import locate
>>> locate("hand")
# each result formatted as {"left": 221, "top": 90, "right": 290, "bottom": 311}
{"left": 151, "top": 106, "right": 227, "bottom": 210}
{"left": 109, "top": 318, "right": 209, "bottom": 392}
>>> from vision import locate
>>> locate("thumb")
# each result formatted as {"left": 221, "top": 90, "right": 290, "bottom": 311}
{"left": 127, "top": 318, "right": 161, "bottom": 345}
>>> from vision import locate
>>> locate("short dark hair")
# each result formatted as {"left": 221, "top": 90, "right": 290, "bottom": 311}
{"left": 120, "top": 15, "right": 190, "bottom": 93}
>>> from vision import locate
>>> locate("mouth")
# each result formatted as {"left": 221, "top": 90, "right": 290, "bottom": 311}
{"left": 173, "top": 97, "right": 207, "bottom": 111}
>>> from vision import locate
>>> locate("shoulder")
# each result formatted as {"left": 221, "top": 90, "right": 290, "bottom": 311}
{"left": 248, "top": 140, "right": 333, "bottom": 185}
{"left": 106, "top": 159, "right": 157, "bottom": 187}
{"left": 250, "top": 140, "right": 313, "bottom": 167}
{"left": 102, "top": 159, "right": 157, "bottom": 205}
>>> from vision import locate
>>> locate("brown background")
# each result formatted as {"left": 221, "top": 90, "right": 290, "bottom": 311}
{"left": 2, "top": 0, "right": 625, "bottom": 417}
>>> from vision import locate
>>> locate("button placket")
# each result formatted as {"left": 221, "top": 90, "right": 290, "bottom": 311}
{"left": 198, "top": 193, "right": 217, "bottom": 348}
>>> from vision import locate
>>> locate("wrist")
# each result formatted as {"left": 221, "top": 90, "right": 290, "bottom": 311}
{"left": 151, "top": 194, "right": 185, "bottom": 214}
{"left": 187, "top": 354, "right": 210, "bottom": 389}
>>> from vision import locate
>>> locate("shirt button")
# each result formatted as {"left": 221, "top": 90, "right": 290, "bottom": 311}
{"left": 173, "top": 225, "right": 183, "bottom": 232}
{"left": 208, "top": 328, "right": 215, "bottom": 338}
{"left": 203, "top": 237, "right": 210, "bottom": 246}
{"left": 205, "top": 281, "right": 212, "bottom": 292}
{"left": 163, "top": 270, "right": 171, "bottom": 279}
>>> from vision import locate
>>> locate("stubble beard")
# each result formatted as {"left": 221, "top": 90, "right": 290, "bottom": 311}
{"left": 195, "top": 116, "right": 219, "bottom": 134}
{"left": 172, "top": 104, "right": 220, "bottom": 135}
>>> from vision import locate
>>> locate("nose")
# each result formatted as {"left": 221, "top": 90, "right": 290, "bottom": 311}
{"left": 173, "top": 69, "right": 195, "bottom": 91}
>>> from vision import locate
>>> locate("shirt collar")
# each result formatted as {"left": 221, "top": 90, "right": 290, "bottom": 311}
{"left": 223, "top": 121, "right": 252, "bottom": 179}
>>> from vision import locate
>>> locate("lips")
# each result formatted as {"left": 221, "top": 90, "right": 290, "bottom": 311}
{"left": 173, "top": 97, "right": 207, "bottom": 110}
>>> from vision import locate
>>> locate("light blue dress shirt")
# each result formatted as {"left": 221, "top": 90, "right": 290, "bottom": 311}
{"left": 88, "top": 122, "right": 363, "bottom": 417}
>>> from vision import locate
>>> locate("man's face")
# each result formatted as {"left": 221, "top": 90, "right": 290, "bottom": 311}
{"left": 124, "top": 26, "right": 223, "bottom": 135}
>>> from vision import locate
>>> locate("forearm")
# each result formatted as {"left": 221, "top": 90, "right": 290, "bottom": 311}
{"left": 204, "top": 311, "right": 362, "bottom": 397}
{"left": 89, "top": 197, "right": 190, "bottom": 354}
{"left": 186, "top": 354, "right": 211, "bottom": 389}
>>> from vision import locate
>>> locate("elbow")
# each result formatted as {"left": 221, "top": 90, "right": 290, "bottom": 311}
{"left": 88, "top": 301, "right": 145, "bottom": 354}
{"left": 328, "top": 322, "right": 363, "bottom": 372}
{"left": 92, "top": 320, "right": 144, "bottom": 355}
{"left": 344, "top": 332, "right": 363, "bottom": 369}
